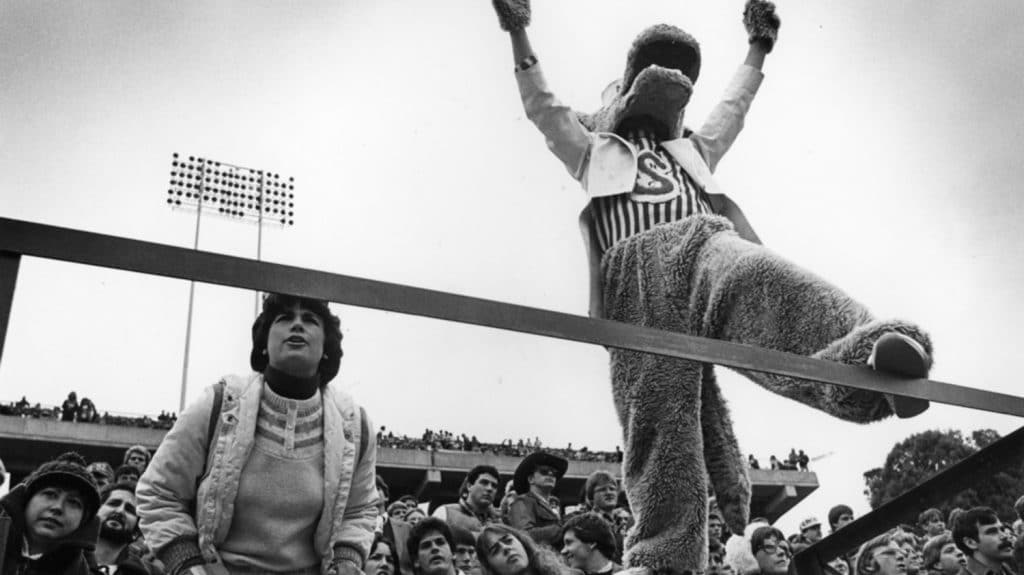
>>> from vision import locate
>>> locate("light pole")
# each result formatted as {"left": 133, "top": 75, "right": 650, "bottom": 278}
{"left": 166, "top": 153, "right": 296, "bottom": 412}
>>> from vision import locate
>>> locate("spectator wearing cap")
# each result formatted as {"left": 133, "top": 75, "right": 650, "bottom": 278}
{"left": 952, "top": 507, "right": 1016, "bottom": 575}
{"left": 800, "top": 517, "right": 824, "bottom": 544}
{"left": 918, "top": 508, "right": 947, "bottom": 539}
{"left": 86, "top": 462, "right": 115, "bottom": 492}
{"left": 0, "top": 452, "right": 101, "bottom": 575}
{"left": 123, "top": 446, "right": 151, "bottom": 473}
{"left": 507, "top": 451, "right": 568, "bottom": 548}
{"left": 829, "top": 505, "right": 855, "bottom": 534}
{"left": 561, "top": 512, "right": 621, "bottom": 575}
{"left": 433, "top": 465, "right": 502, "bottom": 537}
{"left": 923, "top": 532, "right": 965, "bottom": 575}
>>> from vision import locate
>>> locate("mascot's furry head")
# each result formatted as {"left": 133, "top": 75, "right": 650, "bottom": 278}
{"left": 579, "top": 24, "right": 701, "bottom": 141}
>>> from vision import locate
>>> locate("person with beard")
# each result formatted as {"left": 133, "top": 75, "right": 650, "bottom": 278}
{"left": 0, "top": 452, "right": 101, "bottom": 575}
{"left": 952, "top": 507, "right": 1016, "bottom": 575}
{"left": 365, "top": 533, "right": 401, "bottom": 575}
{"left": 407, "top": 518, "right": 459, "bottom": 575}
{"left": 474, "top": 524, "right": 571, "bottom": 575}
{"left": 507, "top": 452, "right": 567, "bottom": 548}
{"left": 433, "top": 466, "right": 502, "bottom": 537}
{"left": 94, "top": 481, "right": 161, "bottom": 574}
{"left": 922, "top": 532, "right": 966, "bottom": 575}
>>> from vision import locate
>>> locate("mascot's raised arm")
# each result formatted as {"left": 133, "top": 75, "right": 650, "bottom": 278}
{"left": 490, "top": 2, "right": 933, "bottom": 574}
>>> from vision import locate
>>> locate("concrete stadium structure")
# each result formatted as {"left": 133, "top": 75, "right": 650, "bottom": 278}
{"left": 0, "top": 415, "right": 817, "bottom": 521}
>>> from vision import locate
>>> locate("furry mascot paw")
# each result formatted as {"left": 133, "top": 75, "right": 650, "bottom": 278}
{"left": 743, "top": 0, "right": 780, "bottom": 53}
{"left": 491, "top": 0, "right": 531, "bottom": 31}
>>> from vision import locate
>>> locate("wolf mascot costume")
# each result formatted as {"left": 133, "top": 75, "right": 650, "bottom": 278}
{"left": 490, "top": 1, "right": 935, "bottom": 574}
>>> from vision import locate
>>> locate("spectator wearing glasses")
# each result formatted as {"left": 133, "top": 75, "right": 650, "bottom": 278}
{"left": 854, "top": 532, "right": 907, "bottom": 575}
{"left": 922, "top": 532, "right": 965, "bottom": 575}
{"left": 507, "top": 452, "right": 567, "bottom": 548}
{"left": 749, "top": 526, "right": 790, "bottom": 575}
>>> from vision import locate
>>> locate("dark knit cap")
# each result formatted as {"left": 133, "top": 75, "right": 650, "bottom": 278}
{"left": 25, "top": 452, "right": 101, "bottom": 521}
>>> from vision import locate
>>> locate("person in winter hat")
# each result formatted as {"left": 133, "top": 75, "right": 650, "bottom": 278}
{"left": 0, "top": 451, "right": 101, "bottom": 575}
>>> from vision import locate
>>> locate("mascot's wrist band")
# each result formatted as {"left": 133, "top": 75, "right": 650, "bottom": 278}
{"left": 514, "top": 54, "right": 538, "bottom": 72}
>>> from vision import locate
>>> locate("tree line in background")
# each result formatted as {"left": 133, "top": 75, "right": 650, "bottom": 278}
{"left": 864, "top": 428, "right": 1023, "bottom": 519}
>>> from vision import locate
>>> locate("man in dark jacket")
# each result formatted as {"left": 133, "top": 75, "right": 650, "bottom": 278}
{"left": 0, "top": 452, "right": 101, "bottom": 575}
{"left": 507, "top": 451, "right": 567, "bottom": 548}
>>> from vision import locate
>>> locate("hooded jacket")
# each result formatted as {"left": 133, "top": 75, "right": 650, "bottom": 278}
{"left": 0, "top": 484, "right": 100, "bottom": 575}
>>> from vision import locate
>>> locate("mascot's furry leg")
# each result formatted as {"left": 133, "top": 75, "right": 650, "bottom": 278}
{"left": 605, "top": 215, "right": 931, "bottom": 575}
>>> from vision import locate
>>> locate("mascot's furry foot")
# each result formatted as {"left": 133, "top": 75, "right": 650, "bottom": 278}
{"left": 869, "top": 332, "right": 932, "bottom": 417}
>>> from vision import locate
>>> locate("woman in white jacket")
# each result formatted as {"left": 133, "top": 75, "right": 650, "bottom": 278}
{"left": 137, "top": 293, "right": 378, "bottom": 575}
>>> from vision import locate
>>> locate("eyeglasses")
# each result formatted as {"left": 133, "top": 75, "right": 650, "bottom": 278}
{"left": 534, "top": 467, "right": 558, "bottom": 477}
{"left": 758, "top": 543, "right": 792, "bottom": 557}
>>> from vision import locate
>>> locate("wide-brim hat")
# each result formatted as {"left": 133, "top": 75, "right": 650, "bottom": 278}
{"left": 513, "top": 451, "right": 568, "bottom": 495}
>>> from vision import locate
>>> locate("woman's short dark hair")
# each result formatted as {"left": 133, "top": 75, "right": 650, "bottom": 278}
{"left": 250, "top": 293, "right": 343, "bottom": 385}
{"left": 370, "top": 532, "right": 401, "bottom": 573}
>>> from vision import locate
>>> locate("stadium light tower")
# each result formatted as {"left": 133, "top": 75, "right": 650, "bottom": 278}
{"left": 166, "top": 153, "right": 296, "bottom": 412}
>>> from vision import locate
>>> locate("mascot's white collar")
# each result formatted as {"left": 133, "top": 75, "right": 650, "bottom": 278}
{"left": 583, "top": 132, "right": 723, "bottom": 200}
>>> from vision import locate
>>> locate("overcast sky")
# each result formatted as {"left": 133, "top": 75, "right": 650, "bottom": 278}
{"left": 3, "top": 0, "right": 1024, "bottom": 534}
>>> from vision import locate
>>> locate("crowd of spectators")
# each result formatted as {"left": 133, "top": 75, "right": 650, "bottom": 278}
{"left": 1, "top": 392, "right": 178, "bottom": 430}
{"left": 376, "top": 427, "right": 625, "bottom": 463}
{"left": 3, "top": 437, "right": 1024, "bottom": 575}
{"left": 1, "top": 395, "right": 812, "bottom": 468}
